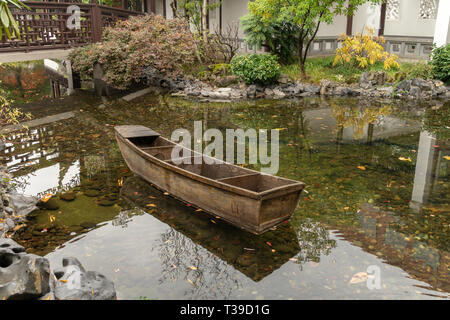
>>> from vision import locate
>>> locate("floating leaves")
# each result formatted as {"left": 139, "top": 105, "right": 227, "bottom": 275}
{"left": 357, "top": 166, "right": 366, "bottom": 171}
{"left": 349, "top": 272, "right": 368, "bottom": 284}
{"left": 41, "top": 193, "right": 53, "bottom": 203}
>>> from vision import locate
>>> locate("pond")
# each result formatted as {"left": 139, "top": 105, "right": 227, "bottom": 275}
{"left": 1, "top": 64, "right": 449, "bottom": 300}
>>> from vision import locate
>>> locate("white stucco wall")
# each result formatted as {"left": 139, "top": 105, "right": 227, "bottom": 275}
{"left": 384, "top": 0, "right": 437, "bottom": 37}
{"left": 352, "top": 2, "right": 381, "bottom": 34}
{"left": 317, "top": 14, "right": 348, "bottom": 37}
{"left": 222, "top": 0, "right": 250, "bottom": 38}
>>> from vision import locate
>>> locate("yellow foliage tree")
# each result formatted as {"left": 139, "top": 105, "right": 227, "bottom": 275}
{"left": 333, "top": 27, "right": 400, "bottom": 70}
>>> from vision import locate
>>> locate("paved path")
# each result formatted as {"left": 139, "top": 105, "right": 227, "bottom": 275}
{"left": 0, "top": 49, "right": 70, "bottom": 63}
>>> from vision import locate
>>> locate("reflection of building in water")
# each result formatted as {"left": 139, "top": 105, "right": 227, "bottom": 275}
{"left": 1, "top": 127, "right": 81, "bottom": 196}
{"left": 355, "top": 204, "right": 449, "bottom": 293}
{"left": 410, "top": 131, "right": 449, "bottom": 211}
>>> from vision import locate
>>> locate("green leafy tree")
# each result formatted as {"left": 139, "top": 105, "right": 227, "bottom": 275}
{"left": 0, "top": 0, "right": 29, "bottom": 39}
{"left": 245, "top": 0, "right": 381, "bottom": 77}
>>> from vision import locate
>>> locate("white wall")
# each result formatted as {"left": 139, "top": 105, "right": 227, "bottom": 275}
{"left": 384, "top": 0, "right": 437, "bottom": 37}
{"left": 317, "top": 14, "right": 347, "bottom": 37}
{"left": 222, "top": 0, "right": 250, "bottom": 38}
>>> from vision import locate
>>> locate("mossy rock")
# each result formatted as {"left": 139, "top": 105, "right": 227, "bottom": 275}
{"left": 60, "top": 192, "right": 76, "bottom": 201}
{"left": 97, "top": 199, "right": 116, "bottom": 207}
{"left": 37, "top": 198, "right": 60, "bottom": 210}
{"left": 84, "top": 189, "right": 100, "bottom": 197}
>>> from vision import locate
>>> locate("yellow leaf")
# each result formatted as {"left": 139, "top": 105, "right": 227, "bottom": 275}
{"left": 398, "top": 157, "right": 412, "bottom": 162}
{"left": 60, "top": 279, "right": 68, "bottom": 283}
{"left": 41, "top": 193, "right": 53, "bottom": 203}
{"left": 444, "top": 156, "right": 450, "bottom": 160}
{"left": 357, "top": 166, "right": 366, "bottom": 171}
{"left": 189, "top": 266, "right": 198, "bottom": 271}
{"left": 146, "top": 204, "right": 157, "bottom": 207}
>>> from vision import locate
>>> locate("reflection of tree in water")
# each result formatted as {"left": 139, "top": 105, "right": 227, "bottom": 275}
{"left": 292, "top": 219, "right": 336, "bottom": 267}
{"left": 155, "top": 228, "right": 242, "bottom": 300}
{"left": 330, "top": 100, "right": 393, "bottom": 139}
{"left": 153, "top": 215, "right": 336, "bottom": 299}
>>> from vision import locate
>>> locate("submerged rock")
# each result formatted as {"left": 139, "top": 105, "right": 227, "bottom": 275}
{"left": 37, "top": 198, "right": 60, "bottom": 210}
{"left": 84, "top": 189, "right": 100, "bottom": 197}
{"left": 60, "top": 192, "right": 76, "bottom": 202}
{"left": 53, "top": 257, "right": 116, "bottom": 300}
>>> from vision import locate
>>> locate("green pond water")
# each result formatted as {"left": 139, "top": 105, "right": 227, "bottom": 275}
{"left": 1, "top": 68, "right": 449, "bottom": 299}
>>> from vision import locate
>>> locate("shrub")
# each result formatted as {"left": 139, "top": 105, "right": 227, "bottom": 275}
{"left": 230, "top": 54, "right": 281, "bottom": 85}
{"left": 405, "top": 62, "right": 434, "bottom": 80}
{"left": 241, "top": 13, "right": 299, "bottom": 65}
{"left": 69, "top": 15, "right": 196, "bottom": 89}
{"left": 430, "top": 44, "right": 450, "bottom": 84}
{"left": 334, "top": 27, "right": 400, "bottom": 71}
{"left": 0, "top": 93, "right": 31, "bottom": 137}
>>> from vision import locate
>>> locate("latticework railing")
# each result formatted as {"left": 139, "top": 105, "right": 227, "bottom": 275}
{"left": 0, "top": 1, "right": 142, "bottom": 52}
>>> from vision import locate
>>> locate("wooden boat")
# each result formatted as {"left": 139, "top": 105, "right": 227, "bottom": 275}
{"left": 114, "top": 125, "right": 306, "bottom": 234}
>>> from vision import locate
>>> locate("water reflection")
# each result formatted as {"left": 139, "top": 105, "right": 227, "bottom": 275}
{"left": 0, "top": 95, "right": 448, "bottom": 299}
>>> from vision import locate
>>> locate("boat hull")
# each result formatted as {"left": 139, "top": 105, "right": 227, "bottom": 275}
{"left": 115, "top": 128, "right": 305, "bottom": 234}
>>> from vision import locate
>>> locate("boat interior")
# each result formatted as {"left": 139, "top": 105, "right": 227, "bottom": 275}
{"left": 128, "top": 135, "right": 297, "bottom": 193}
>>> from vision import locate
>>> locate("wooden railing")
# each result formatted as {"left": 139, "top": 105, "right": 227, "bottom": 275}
{"left": 0, "top": 1, "right": 143, "bottom": 53}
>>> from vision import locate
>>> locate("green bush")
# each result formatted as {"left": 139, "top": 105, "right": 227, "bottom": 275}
{"left": 405, "top": 62, "right": 433, "bottom": 80}
{"left": 230, "top": 54, "right": 281, "bottom": 85}
{"left": 430, "top": 44, "right": 450, "bottom": 84}
{"left": 241, "top": 14, "right": 299, "bottom": 64}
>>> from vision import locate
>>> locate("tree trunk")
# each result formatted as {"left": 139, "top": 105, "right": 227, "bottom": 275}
{"left": 298, "top": 36, "right": 306, "bottom": 79}
{"left": 202, "top": 0, "right": 208, "bottom": 44}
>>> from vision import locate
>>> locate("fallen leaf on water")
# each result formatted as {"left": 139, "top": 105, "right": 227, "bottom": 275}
{"left": 398, "top": 157, "right": 412, "bottom": 162}
{"left": 13, "top": 225, "right": 23, "bottom": 231}
{"left": 357, "top": 166, "right": 366, "bottom": 171}
{"left": 41, "top": 193, "right": 53, "bottom": 203}
{"left": 349, "top": 272, "right": 368, "bottom": 284}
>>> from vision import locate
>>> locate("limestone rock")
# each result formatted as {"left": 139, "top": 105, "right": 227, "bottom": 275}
{"left": 53, "top": 257, "right": 116, "bottom": 300}
{"left": 0, "top": 239, "right": 51, "bottom": 300}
